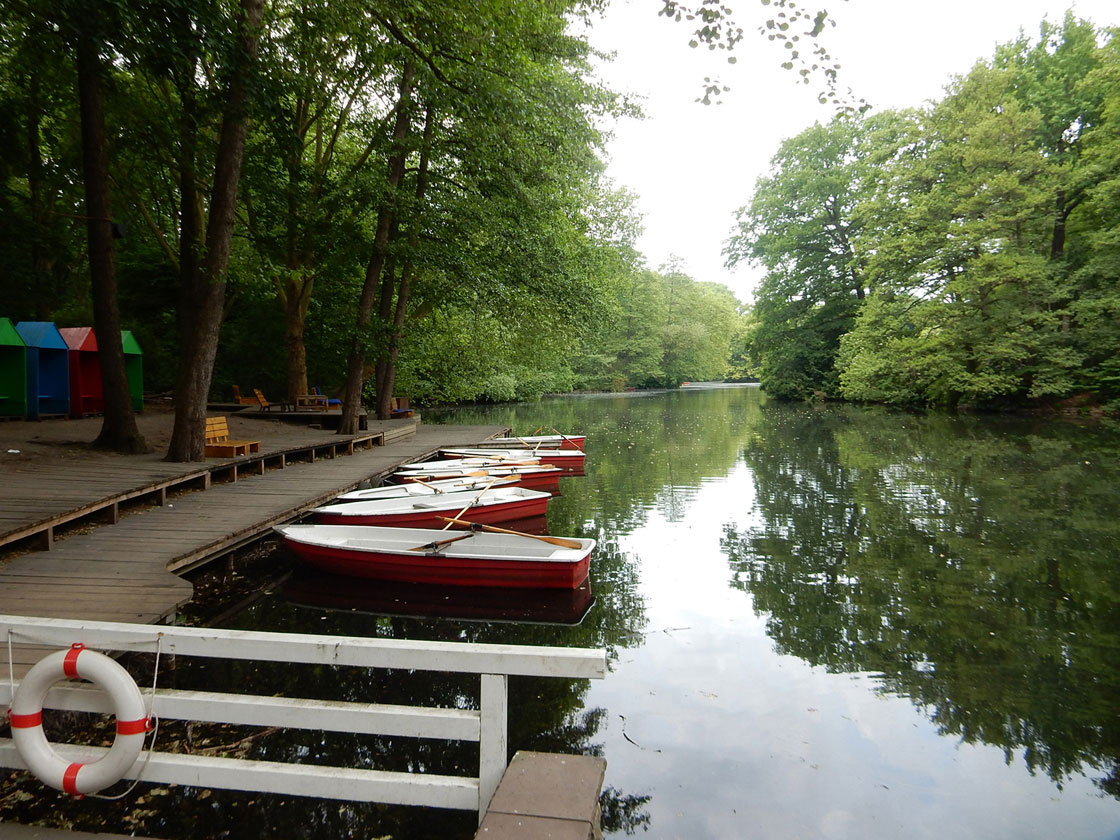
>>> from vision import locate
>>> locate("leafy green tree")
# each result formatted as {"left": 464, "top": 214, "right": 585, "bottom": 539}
{"left": 241, "top": 0, "right": 399, "bottom": 403}
{"left": 1066, "top": 30, "right": 1120, "bottom": 407}
{"left": 842, "top": 43, "right": 1097, "bottom": 407}
{"left": 725, "top": 113, "right": 884, "bottom": 399}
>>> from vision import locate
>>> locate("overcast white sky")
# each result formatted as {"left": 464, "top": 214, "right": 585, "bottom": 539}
{"left": 585, "top": 0, "right": 1120, "bottom": 303}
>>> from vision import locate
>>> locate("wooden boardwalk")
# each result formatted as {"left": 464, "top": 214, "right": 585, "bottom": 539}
{"left": 0, "top": 420, "right": 509, "bottom": 677}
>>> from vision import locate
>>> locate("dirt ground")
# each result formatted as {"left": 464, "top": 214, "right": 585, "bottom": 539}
{"left": 0, "top": 404, "right": 315, "bottom": 471}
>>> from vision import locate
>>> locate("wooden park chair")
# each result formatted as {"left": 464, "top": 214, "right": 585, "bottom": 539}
{"left": 204, "top": 416, "right": 261, "bottom": 457}
{"left": 232, "top": 385, "right": 257, "bottom": 405}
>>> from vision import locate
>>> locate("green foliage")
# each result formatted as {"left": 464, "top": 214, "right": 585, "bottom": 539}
{"left": 733, "top": 16, "right": 1120, "bottom": 410}
{"left": 574, "top": 264, "right": 741, "bottom": 390}
{"left": 0, "top": 0, "right": 646, "bottom": 409}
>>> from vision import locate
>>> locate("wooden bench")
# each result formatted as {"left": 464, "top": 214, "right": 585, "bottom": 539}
{"left": 232, "top": 385, "right": 257, "bottom": 405}
{"left": 204, "top": 416, "right": 261, "bottom": 457}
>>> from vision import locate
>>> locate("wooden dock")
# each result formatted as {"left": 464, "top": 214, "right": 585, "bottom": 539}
{"left": 0, "top": 418, "right": 510, "bottom": 677}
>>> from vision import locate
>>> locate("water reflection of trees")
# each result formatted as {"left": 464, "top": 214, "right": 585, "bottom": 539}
{"left": 723, "top": 404, "right": 1120, "bottom": 797}
{"left": 428, "top": 388, "right": 762, "bottom": 534}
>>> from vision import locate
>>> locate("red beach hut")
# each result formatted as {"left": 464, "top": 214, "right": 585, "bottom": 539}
{"left": 59, "top": 327, "right": 104, "bottom": 417}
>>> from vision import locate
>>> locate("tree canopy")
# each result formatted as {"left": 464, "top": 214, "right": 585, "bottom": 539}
{"left": 727, "top": 13, "right": 1120, "bottom": 412}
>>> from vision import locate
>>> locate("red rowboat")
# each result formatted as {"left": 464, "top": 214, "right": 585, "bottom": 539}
{"left": 473, "top": 433, "right": 586, "bottom": 451}
{"left": 440, "top": 448, "right": 586, "bottom": 471}
{"left": 334, "top": 475, "right": 519, "bottom": 502}
{"left": 311, "top": 486, "right": 550, "bottom": 528}
{"left": 392, "top": 464, "right": 564, "bottom": 493}
{"left": 275, "top": 524, "right": 595, "bottom": 589}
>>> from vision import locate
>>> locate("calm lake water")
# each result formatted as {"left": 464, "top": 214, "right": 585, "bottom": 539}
{"left": 11, "top": 384, "right": 1120, "bottom": 839}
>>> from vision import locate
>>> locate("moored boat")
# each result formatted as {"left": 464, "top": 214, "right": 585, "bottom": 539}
{"left": 398, "top": 456, "right": 541, "bottom": 471}
{"left": 391, "top": 464, "right": 565, "bottom": 492}
{"left": 473, "top": 433, "right": 586, "bottom": 451}
{"left": 275, "top": 523, "right": 595, "bottom": 589}
{"left": 440, "top": 447, "right": 586, "bottom": 471}
{"left": 311, "top": 486, "right": 551, "bottom": 528}
{"left": 334, "top": 475, "right": 520, "bottom": 502}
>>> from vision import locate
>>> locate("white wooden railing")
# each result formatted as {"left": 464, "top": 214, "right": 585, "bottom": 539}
{"left": 0, "top": 615, "right": 606, "bottom": 819}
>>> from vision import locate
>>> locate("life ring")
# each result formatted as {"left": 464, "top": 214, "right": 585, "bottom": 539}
{"left": 8, "top": 643, "right": 148, "bottom": 796}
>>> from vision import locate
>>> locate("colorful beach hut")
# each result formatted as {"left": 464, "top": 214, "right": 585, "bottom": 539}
{"left": 121, "top": 330, "right": 143, "bottom": 411}
{"left": 15, "top": 321, "right": 70, "bottom": 418}
{"left": 0, "top": 318, "right": 28, "bottom": 418}
{"left": 59, "top": 327, "right": 104, "bottom": 417}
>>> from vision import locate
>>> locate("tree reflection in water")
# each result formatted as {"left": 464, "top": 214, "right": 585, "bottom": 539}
{"left": 722, "top": 404, "right": 1120, "bottom": 797}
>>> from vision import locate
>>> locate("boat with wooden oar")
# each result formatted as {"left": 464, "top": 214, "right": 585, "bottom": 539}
{"left": 440, "top": 447, "right": 586, "bottom": 472}
{"left": 333, "top": 475, "right": 519, "bottom": 502}
{"left": 397, "top": 455, "right": 541, "bottom": 471}
{"left": 391, "top": 464, "right": 565, "bottom": 493}
{"left": 472, "top": 433, "right": 586, "bottom": 451}
{"left": 311, "top": 486, "right": 551, "bottom": 528}
{"left": 274, "top": 523, "right": 595, "bottom": 589}
{"left": 283, "top": 570, "right": 595, "bottom": 625}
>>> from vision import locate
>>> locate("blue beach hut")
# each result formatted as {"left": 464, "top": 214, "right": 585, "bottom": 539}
{"left": 16, "top": 321, "right": 70, "bottom": 419}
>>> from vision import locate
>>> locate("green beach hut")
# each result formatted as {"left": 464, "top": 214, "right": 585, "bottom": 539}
{"left": 0, "top": 317, "right": 28, "bottom": 417}
{"left": 121, "top": 330, "right": 143, "bottom": 411}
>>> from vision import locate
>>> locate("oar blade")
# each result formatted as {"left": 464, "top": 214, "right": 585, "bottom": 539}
{"left": 438, "top": 517, "right": 584, "bottom": 549}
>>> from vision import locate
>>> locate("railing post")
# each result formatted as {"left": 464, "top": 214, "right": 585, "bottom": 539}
{"left": 478, "top": 673, "right": 508, "bottom": 821}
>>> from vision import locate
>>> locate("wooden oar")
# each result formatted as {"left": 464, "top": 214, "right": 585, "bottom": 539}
{"left": 438, "top": 517, "right": 584, "bottom": 549}
{"left": 408, "top": 533, "right": 475, "bottom": 552}
{"left": 551, "top": 427, "right": 584, "bottom": 451}
{"left": 410, "top": 478, "right": 445, "bottom": 494}
{"left": 440, "top": 478, "right": 498, "bottom": 531}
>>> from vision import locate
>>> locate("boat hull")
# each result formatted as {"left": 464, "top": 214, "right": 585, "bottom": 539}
{"left": 393, "top": 467, "right": 563, "bottom": 493}
{"left": 440, "top": 448, "right": 586, "bottom": 471}
{"left": 475, "top": 434, "right": 586, "bottom": 451}
{"left": 276, "top": 524, "right": 594, "bottom": 589}
{"left": 313, "top": 489, "right": 550, "bottom": 528}
{"left": 334, "top": 475, "right": 519, "bottom": 502}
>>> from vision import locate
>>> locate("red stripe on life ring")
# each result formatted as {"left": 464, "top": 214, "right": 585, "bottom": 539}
{"left": 62, "top": 762, "right": 83, "bottom": 796}
{"left": 63, "top": 644, "right": 84, "bottom": 679}
{"left": 116, "top": 717, "right": 149, "bottom": 735}
{"left": 8, "top": 711, "right": 43, "bottom": 728}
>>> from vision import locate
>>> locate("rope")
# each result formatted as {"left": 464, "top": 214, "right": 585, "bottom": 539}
{"left": 6, "top": 630, "right": 14, "bottom": 707}
{"left": 89, "top": 632, "right": 162, "bottom": 800}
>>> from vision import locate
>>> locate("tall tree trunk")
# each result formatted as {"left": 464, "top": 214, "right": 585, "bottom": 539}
{"left": 27, "top": 69, "right": 55, "bottom": 322}
{"left": 166, "top": 0, "right": 264, "bottom": 461}
{"left": 281, "top": 149, "right": 314, "bottom": 402}
{"left": 338, "top": 62, "right": 415, "bottom": 435}
{"left": 76, "top": 36, "right": 149, "bottom": 454}
{"left": 375, "top": 104, "right": 434, "bottom": 422}
{"left": 285, "top": 274, "right": 312, "bottom": 399}
{"left": 1051, "top": 188, "right": 1067, "bottom": 260}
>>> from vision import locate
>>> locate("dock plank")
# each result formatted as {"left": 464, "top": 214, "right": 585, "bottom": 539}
{"left": 0, "top": 422, "right": 511, "bottom": 677}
